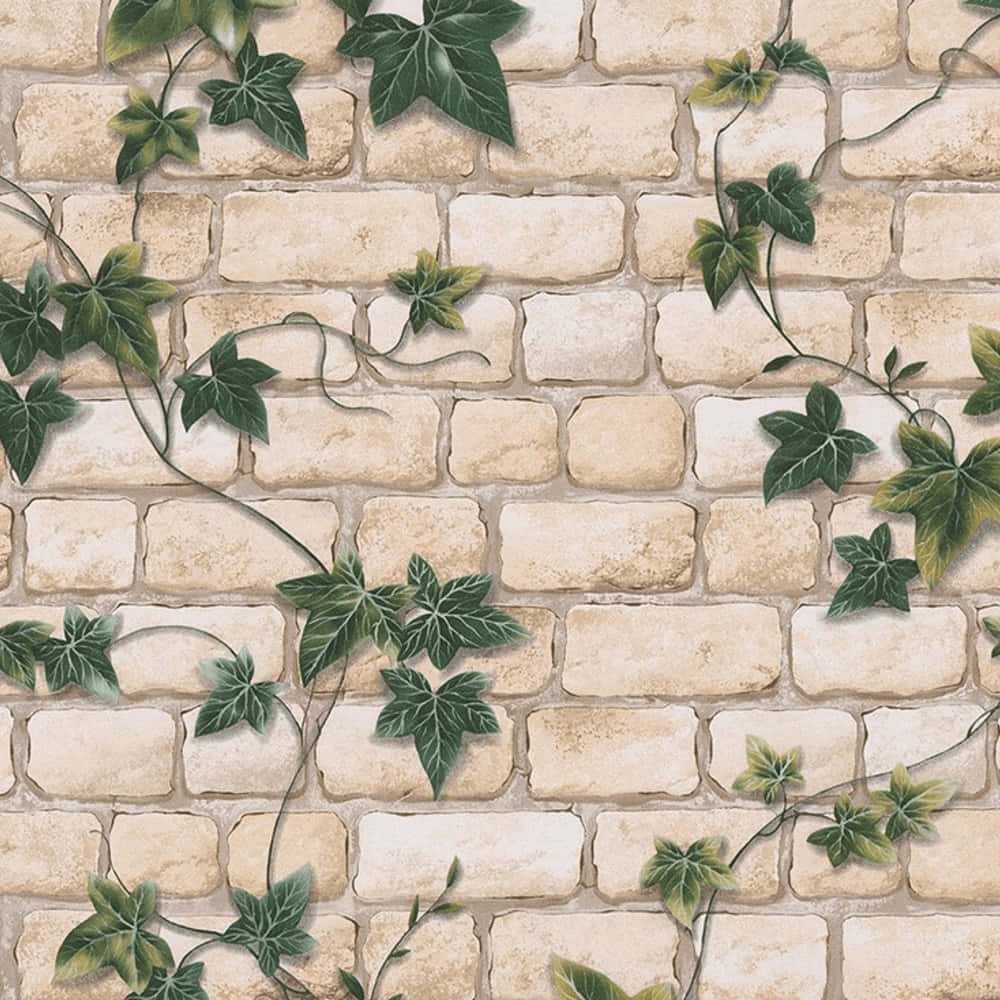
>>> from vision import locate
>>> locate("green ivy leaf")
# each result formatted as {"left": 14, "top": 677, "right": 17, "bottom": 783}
{"left": 340, "top": 970, "right": 365, "bottom": 1000}
{"left": 0, "top": 620, "right": 53, "bottom": 690}
{"left": 197, "top": 0, "right": 295, "bottom": 57}
{"left": 731, "top": 734, "right": 804, "bottom": 804}
{"left": 200, "top": 35, "right": 307, "bottom": 158}
{"left": 389, "top": 250, "right": 484, "bottom": 334}
{"left": 873, "top": 422, "right": 1000, "bottom": 588}
{"left": 400, "top": 554, "right": 528, "bottom": 670}
{"left": 105, "top": 0, "right": 201, "bottom": 62}
{"left": 963, "top": 325, "right": 1000, "bottom": 415}
{"left": 277, "top": 548, "right": 415, "bottom": 685}
{"left": 194, "top": 647, "right": 283, "bottom": 737}
{"left": 222, "top": 866, "right": 317, "bottom": 977}
{"left": 52, "top": 243, "right": 174, "bottom": 379}
{"left": 871, "top": 763, "right": 957, "bottom": 841}
{"left": 966, "top": 0, "right": 1000, "bottom": 8}
{"left": 829, "top": 523, "right": 920, "bottom": 617}
{"left": 125, "top": 963, "right": 209, "bottom": 1000}
{"left": 331, "top": 0, "right": 371, "bottom": 18}
{"left": 38, "top": 606, "right": 122, "bottom": 702}
{"left": 0, "top": 259, "right": 65, "bottom": 375}
{"left": 983, "top": 616, "right": 1000, "bottom": 656}
{"left": 338, "top": 0, "right": 527, "bottom": 145}
{"left": 376, "top": 667, "right": 499, "bottom": 799}
{"left": 54, "top": 876, "right": 173, "bottom": 992}
{"left": 805, "top": 793, "right": 895, "bottom": 868}
{"left": 109, "top": 87, "right": 200, "bottom": 183}
{"left": 759, "top": 382, "right": 877, "bottom": 503}
{"left": 763, "top": 355, "right": 796, "bottom": 373}
{"left": 0, "top": 372, "right": 81, "bottom": 483}
{"left": 687, "top": 218, "right": 765, "bottom": 309}
{"left": 883, "top": 346, "right": 899, "bottom": 379}
{"left": 725, "top": 163, "right": 819, "bottom": 244}
{"left": 688, "top": 49, "right": 778, "bottom": 106}
{"left": 640, "top": 836, "right": 738, "bottom": 928}
{"left": 552, "top": 957, "right": 674, "bottom": 1000}
{"left": 174, "top": 330, "right": 278, "bottom": 442}
{"left": 761, "top": 39, "right": 830, "bottom": 84}
{"left": 896, "top": 361, "right": 927, "bottom": 382}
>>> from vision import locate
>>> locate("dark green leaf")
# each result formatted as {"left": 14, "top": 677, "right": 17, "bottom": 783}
{"left": 331, "top": 0, "right": 371, "bottom": 20}
{"left": 194, "top": 647, "right": 283, "bottom": 736}
{"left": 873, "top": 422, "right": 1000, "bottom": 587}
{"left": 126, "top": 963, "right": 209, "bottom": 1000}
{"left": 388, "top": 948, "right": 410, "bottom": 960}
{"left": 0, "top": 619, "right": 52, "bottom": 689}
{"left": 400, "top": 554, "right": 529, "bottom": 670}
{"left": 200, "top": 35, "right": 307, "bottom": 158}
{"left": 983, "top": 615, "right": 1000, "bottom": 656}
{"left": 408, "top": 895, "right": 419, "bottom": 929}
{"left": 0, "top": 259, "right": 65, "bottom": 375}
{"left": 688, "top": 48, "right": 778, "bottom": 105}
{"left": 871, "top": 763, "right": 956, "bottom": 841}
{"left": 222, "top": 867, "right": 316, "bottom": 977}
{"left": 338, "top": 0, "right": 528, "bottom": 145}
{"left": 966, "top": 0, "right": 1000, "bottom": 8}
{"left": 883, "top": 346, "right": 898, "bottom": 379}
{"left": 52, "top": 243, "right": 174, "bottom": 379}
{"left": 640, "top": 836, "right": 737, "bottom": 928}
{"left": 731, "top": 734, "right": 804, "bottom": 804}
{"left": 38, "top": 606, "right": 122, "bottom": 701}
{"left": 828, "top": 522, "right": 920, "bottom": 617}
{"left": 54, "top": 876, "right": 173, "bottom": 992}
{"left": 389, "top": 250, "right": 483, "bottom": 335}
{"left": 761, "top": 39, "right": 830, "bottom": 84}
{"left": 109, "top": 87, "right": 200, "bottom": 183}
{"left": 376, "top": 667, "right": 499, "bottom": 798}
{"left": 725, "top": 163, "right": 819, "bottom": 244}
{"left": 759, "top": 382, "right": 877, "bottom": 503}
{"left": 965, "top": 325, "right": 1000, "bottom": 415}
{"left": 805, "top": 793, "right": 895, "bottom": 868}
{"left": 896, "top": 361, "right": 927, "bottom": 382}
{"left": 763, "top": 355, "right": 796, "bottom": 373}
{"left": 687, "top": 218, "right": 765, "bottom": 309}
{"left": 341, "top": 969, "right": 365, "bottom": 1000}
{"left": 105, "top": 0, "right": 201, "bottom": 61}
{"left": 446, "top": 856, "right": 460, "bottom": 887}
{"left": 277, "top": 548, "right": 415, "bottom": 685}
{"left": 174, "top": 330, "right": 278, "bottom": 442}
{"left": 0, "top": 372, "right": 81, "bottom": 483}
{"left": 428, "top": 901, "right": 463, "bottom": 915}
{"left": 197, "top": 0, "right": 295, "bottom": 56}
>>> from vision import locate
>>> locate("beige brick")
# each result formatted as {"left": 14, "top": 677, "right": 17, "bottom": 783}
{"left": 25, "top": 499, "right": 136, "bottom": 592}
{"left": 0, "top": 708, "right": 13, "bottom": 793}
{"left": 908, "top": 0, "right": 1000, "bottom": 74}
{"left": 112, "top": 604, "right": 285, "bottom": 695}
{"left": 528, "top": 707, "right": 698, "bottom": 798}
{"left": 693, "top": 87, "right": 827, "bottom": 180}
{"left": 594, "top": 809, "right": 780, "bottom": 903}
{"left": 251, "top": 0, "right": 346, "bottom": 73}
{"left": 316, "top": 704, "right": 514, "bottom": 800}
{"left": 704, "top": 498, "right": 818, "bottom": 595}
{"left": 593, "top": 0, "right": 781, "bottom": 72}
{"left": 253, "top": 395, "right": 440, "bottom": 488}
{"left": 500, "top": 501, "right": 696, "bottom": 591}
{"left": 0, "top": 811, "right": 99, "bottom": 897}
{"left": 864, "top": 704, "right": 988, "bottom": 796}
{"left": 450, "top": 399, "right": 558, "bottom": 484}
{"left": 843, "top": 915, "right": 1000, "bottom": 999}
{"left": 977, "top": 604, "right": 1000, "bottom": 693}
{"left": 791, "top": 605, "right": 966, "bottom": 696}
{"left": 363, "top": 108, "right": 479, "bottom": 179}
{"left": 0, "top": 504, "right": 12, "bottom": 589}
{"left": 18, "top": 910, "right": 118, "bottom": 1000}
{"left": 563, "top": 603, "right": 781, "bottom": 697}
{"left": 181, "top": 704, "right": 301, "bottom": 795}
{"left": 0, "top": 0, "right": 98, "bottom": 69}
{"left": 356, "top": 496, "right": 485, "bottom": 586}
{"left": 491, "top": 911, "right": 678, "bottom": 1000}
{"left": 27, "top": 709, "right": 174, "bottom": 798}
{"left": 144, "top": 499, "right": 337, "bottom": 592}
{"left": 909, "top": 811, "right": 1000, "bottom": 901}
{"left": 710, "top": 708, "right": 857, "bottom": 796}
{"left": 110, "top": 812, "right": 220, "bottom": 896}
{"left": 16, "top": 85, "right": 124, "bottom": 181}
{"left": 227, "top": 811, "right": 347, "bottom": 898}
{"left": 792, "top": 0, "right": 900, "bottom": 68}
{"left": 522, "top": 290, "right": 646, "bottom": 383}
{"left": 365, "top": 912, "right": 479, "bottom": 1000}
{"left": 0, "top": 193, "right": 50, "bottom": 280}
{"left": 356, "top": 811, "right": 584, "bottom": 900}
{"left": 568, "top": 396, "right": 685, "bottom": 489}
{"left": 772, "top": 189, "right": 894, "bottom": 279}
{"left": 220, "top": 191, "right": 440, "bottom": 283}
{"left": 635, "top": 194, "right": 717, "bottom": 280}
{"left": 60, "top": 193, "right": 211, "bottom": 283}
{"left": 655, "top": 290, "right": 853, "bottom": 387}
{"left": 843, "top": 89, "right": 1000, "bottom": 178}
{"left": 495, "top": 0, "right": 582, "bottom": 72}
{"left": 699, "top": 915, "right": 828, "bottom": 1000}
{"left": 183, "top": 291, "right": 358, "bottom": 386}
{"left": 164, "top": 86, "right": 354, "bottom": 178}
{"left": 864, "top": 292, "right": 1000, "bottom": 386}
{"left": 790, "top": 816, "right": 902, "bottom": 898}
{"left": 450, "top": 195, "right": 624, "bottom": 282}
{"left": 30, "top": 398, "right": 237, "bottom": 488}
{"left": 366, "top": 294, "right": 515, "bottom": 385}
{"left": 903, "top": 193, "right": 1000, "bottom": 279}
{"left": 491, "top": 85, "right": 677, "bottom": 180}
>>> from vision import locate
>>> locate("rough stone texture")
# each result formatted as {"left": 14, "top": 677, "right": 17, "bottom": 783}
{"left": 0, "top": 0, "right": 98, "bottom": 70}
{"left": 363, "top": 107, "right": 479, "bottom": 180}
{"left": 0, "top": 812, "right": 100, "bottom": 897}
{"left": 0, "top": 194, "right": 50, "bottom": 280}
{"left": 793, "top": 0, "right": 900, "bottom": 68}
{"left": 0, "top": 708, "right": 13, "bottom": 793}
{"left": 635, "top": 195, "right": 718, "bottom": 279}
{"left": 901, "top": 192, "right": 1000, "bottom": 279}
{"left": 908, "top": 811, "right": 1000, "bottom": 901}
{"left": 908, "top": 0, "right": 1000, "bottom": 74}
{"left": 495, "top": 0, "right": 582, "bottom": 72}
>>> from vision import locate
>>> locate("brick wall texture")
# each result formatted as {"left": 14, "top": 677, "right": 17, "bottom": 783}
{"left": 2, "top": 0, "right": 1000, "bottom": 998}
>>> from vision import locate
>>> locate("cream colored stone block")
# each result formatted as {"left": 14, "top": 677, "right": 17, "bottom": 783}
{"left": 0, "top": 811, "right": 100, "bottom": 897}
{"left": 0, "top": 0, "right": 98, "bottom": 69}
{"left": 902, "top": 192, "right": 1000, "bottom": 279}
{"left": 496, "top": 0, "right": 582, "bottom": 71}
{"left": 635, "top": 195, "right": 717, "bottom": 280}
{"left": 0, "top": 707, "right": 13, "bottom": 793}
{"left": 363, "top": 108, "right": 479, "bottom": 179}
{"left": 908, "top": 0, "right": 1000, "bottom": 74}
{"left": 0, "top": 193, "right": 50, "bottom": 280}
{"left": 18, "top": 910, "right": 118, "bottom": 1000}
{"left": 790, "top": 816, "right": 902, "bottom": 898}
{"left": 0, "top": 504, "right": 12, "bottom": 589}
{"left": 792, "top": 0, "right": 900, "bottom": 68}
{"left": 909, "top": 810, "right": 1000, "bottom": 901}
{"left": 252, "top": 0, "right": 346, "bottom": 74}
{"left": 450, "top": 399, "right": 558, "bottom": 484}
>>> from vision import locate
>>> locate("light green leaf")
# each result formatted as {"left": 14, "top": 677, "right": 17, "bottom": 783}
{"left": 871, "top": 763, "right": 957, "bottom": 841}
{"left": 964, "top": 325, "right": 1000, "bottom": 415}
{"left": 761, "top": 39, "right": 830, "bottom": 84}
{"left": 125, "top": 963, "right": 209, "bottom": 1000}
{"left": 0, "top": 259, "right": 65, "bottom": 375}
{"left": 552, "top": 958, "right": 674, "bottom": 1000}
{"left": 0, "top": 372, "right": 81, "bottom": 483}
{"left": 389, "top": 249, "right": 484, "bottom": 334}
{"left": 829, "top": 523, "right": 920, "bottom": 617}
{"left": 805, "top": 794, "right": 895, "bottom": 868}
{"left": 640, "top": 836, "right": 737, "bottom": 928}
{"left": 197, "top": 0, "right": 295, "bottom": 57}
{"left": 725, "top": 162, "right": 819, "bottom": 244}
{"left": 194, "top": 647, "right": 283, "bottom": 736}
{"left": 109, "top": 87, "right": 200, "bottom": 183}
{"left": 732, "top": 734, "right": 804, "bottom": 804}
{"left": 687, "top": 218, "right": 765, "bottom": 309}
{"left": 0, "top": 619, "right": 53, "bottom": 690}
{"left": 38, "top": 606, "right": 122, "bottom": 701}
{"left": 105, "top": 0, "right": 201, "bottom": 62}
{"left": 688, "top": 48, "right": 778, "bottom": 106}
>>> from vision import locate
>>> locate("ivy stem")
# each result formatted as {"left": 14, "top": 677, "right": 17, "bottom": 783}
{"left": 157, "top": 37, "right": 208, "bottom": 114}
{"left": 908, "top": 405, "right": 957, "bottom": 451}
{"left": 177, "top": 937, "right": 219, "bottom": 968}
{"left": 274, "top": 695, "right": 303, "bottom": 740}
{"left": 110, "top": 624, "right": 238, "bottom": 658}
{"left": 0, "top": 193, "right": 93, "bottom": 283}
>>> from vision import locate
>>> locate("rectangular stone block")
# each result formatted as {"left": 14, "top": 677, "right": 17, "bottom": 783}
{"left": 0, "top": 812, "right": 100, "bottom": 898}
{"left": 902, "top": 193, "right": 1000, "bottom": 279}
